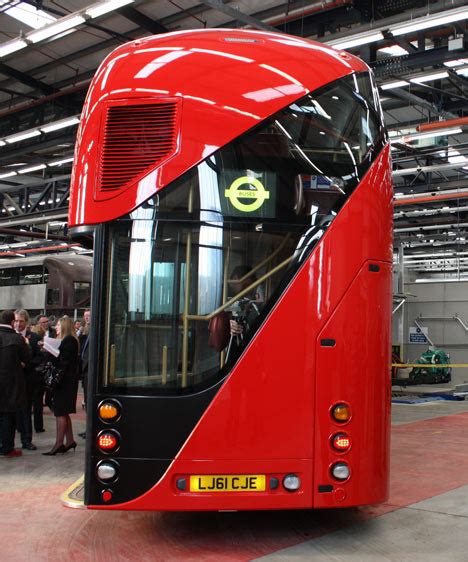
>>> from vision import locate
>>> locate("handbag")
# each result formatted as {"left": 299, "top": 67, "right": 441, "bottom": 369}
{"left": 208, "top": 311, "right": 231, "bottom": 352}
{"left": 42, "top": 361, "right": 64, "bottom": 390}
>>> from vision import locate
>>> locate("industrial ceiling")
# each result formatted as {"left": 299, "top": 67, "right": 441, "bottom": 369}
{"left": 0, "top": 0, "right": 467, "bottom": 279}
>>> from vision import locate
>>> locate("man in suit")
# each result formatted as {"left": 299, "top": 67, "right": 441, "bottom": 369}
{"left": 15, "top": 309, "right": 43, "bottom": 448}
{"left": 38, "top": 315, "right": 56, "bottom": 338}
{"left": 0, "top": 310, "right": 30, "bottom": 457}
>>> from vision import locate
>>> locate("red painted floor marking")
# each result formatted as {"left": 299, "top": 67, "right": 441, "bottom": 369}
{"left": 368, "top": 411, "right": 468, "bottom": 517}
{"left": 1, "top": 412, "right": 467, "bottom": 561}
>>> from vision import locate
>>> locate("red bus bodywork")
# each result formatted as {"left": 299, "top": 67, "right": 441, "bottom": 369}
{"left": 69, "top": 29, "right": 392, "bottom": 511}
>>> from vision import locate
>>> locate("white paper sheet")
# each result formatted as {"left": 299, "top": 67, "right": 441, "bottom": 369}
{"left": 43, "top": 336, "right": 61, "bottom": 357}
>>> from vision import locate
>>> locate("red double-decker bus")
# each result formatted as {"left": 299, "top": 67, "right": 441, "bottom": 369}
{"left": 68, "top": 29, "right": 392, "bottom": 511}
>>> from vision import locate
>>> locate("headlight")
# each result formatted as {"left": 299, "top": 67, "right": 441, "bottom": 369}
{"left": 283, "top": 474, "right": 301, "bottom": 491}
{"left": 331, "top": 462, "right": 350, "bottom": 481}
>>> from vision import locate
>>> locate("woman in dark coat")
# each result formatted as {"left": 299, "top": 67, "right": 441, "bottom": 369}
{"left": 43, "top": 316, "right": 80, "bottom": 455}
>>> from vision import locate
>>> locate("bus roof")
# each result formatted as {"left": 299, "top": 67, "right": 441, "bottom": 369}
{"left": 70, "top": 29, "right": 368, "bottom": 227}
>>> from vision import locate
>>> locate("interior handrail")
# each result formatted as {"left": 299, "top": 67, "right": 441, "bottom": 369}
{"left": 227, "top": 233, "right": 291, "bottom": 284}
{"left": 186, "top": 254, "right": 294, "bottom": 322}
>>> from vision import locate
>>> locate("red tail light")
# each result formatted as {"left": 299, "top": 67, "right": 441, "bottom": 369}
{"left": 332, "top": 433, "right": 351, "bottom": 452}
{"left": 97, "top": 430, "right": 120, "bottom": 453}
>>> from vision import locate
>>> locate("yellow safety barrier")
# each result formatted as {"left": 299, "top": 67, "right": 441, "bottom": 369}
{"left": 392, "top": 364, "right": 468, "bottom": 368}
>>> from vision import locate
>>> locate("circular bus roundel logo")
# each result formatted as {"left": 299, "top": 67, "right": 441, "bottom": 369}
{"left": 224, "top": 176, "right": 270, "bottom": 212}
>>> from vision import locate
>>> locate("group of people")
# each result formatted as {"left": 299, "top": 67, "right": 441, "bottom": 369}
{"left": 0, "top": 309, "right": 90, "bottom": 457}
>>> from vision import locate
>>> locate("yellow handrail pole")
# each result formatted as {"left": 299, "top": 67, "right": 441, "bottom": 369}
{"left": 227, "top": 233, "right": 291, "bottom": 284}
{"left": 109, "top": 344, "right": 116, "bottom": 383}
{"left": 162, "top": 345, "right": 168, "bottom": 385}
{"left": 220, "top": 247, "right": 230, "bottom": 369}
{"left": 181, "top": 185, "right": 193, "bottom": 388}
{"left": 187, "top": 254, "right": 294, "bottom": 322}
{"left": 104, "top": 240, "right": 116, "bottom": 387}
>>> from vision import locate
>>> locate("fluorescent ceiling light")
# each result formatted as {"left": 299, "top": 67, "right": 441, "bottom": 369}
{"left": 395, "top": 222, "right": 468, "bottom": 232}
{"left": 402, "top": 127, "right": 463, "bottom": 142}
{"left": 0, "top": 38, "right": 28, "bottom": 58}
{"left": 27, "top": 14, "right": 85, "bottom": 43}
{"left": 389, "top": 128, "right": 414, "bottom": 137}
{"left": 0, "top": 171, "right": 18, "bottom": 179}
{"left": 456, "top": 66, "right": 468, "bottom": 77}
{"left": 1, "top": 1, "right": 57, "bottom": 29}
{"left": 40, "top": 117, "right": 80, "bottom": 133}
{"left": 18, "top": 164, "right": 47, "bottom": 174}
{"left": 381, "top": 80, "right": 409, "bottom": 90}
{"left": 1, "top": 115, "right": 80, "bottom": 146}
{"left": 86, "top": 0, "right": 135, "bottom": 19}
{"left": 415, "top": 278, "right": 468, "bottom": 283}
{"left": 328, "top": 31, "right": 384, "bottom": 50}
{"left": 444, "top": 58, "right": 468, "bottom": 68}
{"left": 405, "top": 253, "right": 454, "bottom": 259}
{"left": 48, "top": 157, "right": 74, "bottom": 166}
{"left": 379, "top": 45, "right": 408, "bottom": 56}
{"left": 394, "top": 161, "right": 468, "bottom": 175}
{"left": 5, "top": 130, "right": 40, "bottom": 143}
{"left": 391, "top": 7, "right": 468, "bottom": 36}
{"left": 447, "top": 153, "right": 467, "bottom": 164}
{"left": 410, "top": 71, "right": 448, "bottom": 83}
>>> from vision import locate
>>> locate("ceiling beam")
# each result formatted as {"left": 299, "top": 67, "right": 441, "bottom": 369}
{"left": 386, "top": 88, "right": 457, "bottom": 120}
{"left": 395, "top": 189, "right": 468, "bottom": 206}
{"left": 0, "top": 62, "right": 58, "bottom": 96}
{"left": 394, "top": 161, "right": 468, "bottom": 176}
{"left": 0, "top": 227, "right": 70, "bottom": 242}
{"left": 199, "top": 0, "right": 277, "bottom": 31}
{"left": 0, "top": 133, "right": 76, "bottom": 164}
{"left": 318, "top": 0, "right": 467, "bottom": 45}
{"left": 0, "top": 210, "right": 67, "bottom": 227}
{"left": 117, "top": 6, "right": 169, "bottom": 34}
{"left": 394, "top": 179, "right": 468, "bottom": 193}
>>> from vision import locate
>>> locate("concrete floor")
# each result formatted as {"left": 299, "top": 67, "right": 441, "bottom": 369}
{"left": 2, "top": 397, "right": 468, "bottom": 561}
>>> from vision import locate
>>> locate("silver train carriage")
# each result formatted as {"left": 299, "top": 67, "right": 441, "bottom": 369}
{"left": 0, "top": 253, "right": 92, "bottom": 318}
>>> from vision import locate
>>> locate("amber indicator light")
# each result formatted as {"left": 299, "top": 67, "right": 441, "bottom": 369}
{"left": 332, "top": 433, "right": 351, "bottom": 452}
{"left": 98, "top": 401, "right": 120, "bottom": 422}
{"left": 97, "top": 432, "right": 119, "bottom": 452}
{"left": 332, "top": 403, "right": 351, "bottom": 423}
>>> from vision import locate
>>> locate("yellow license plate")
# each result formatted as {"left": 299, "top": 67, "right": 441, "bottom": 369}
{"left": 189, "top": 474, "right": 266, "bottom": 492}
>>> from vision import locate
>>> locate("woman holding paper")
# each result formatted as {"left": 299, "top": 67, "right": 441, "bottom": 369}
{"left": 43, "top": 316, "right": 80, "bottom": 456}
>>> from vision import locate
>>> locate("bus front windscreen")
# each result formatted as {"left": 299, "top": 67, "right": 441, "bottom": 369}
{"left": 101, "top": 71, "right": 386, "bottom": 395}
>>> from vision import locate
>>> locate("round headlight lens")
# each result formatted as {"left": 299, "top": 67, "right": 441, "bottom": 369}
{"left": 331, "top": 462, "right": 350, "bottom": 481}
{"left": 283, "top": 474, "right": 301, "bottom": 491}
{"left": 97, "top": 462, "right": 118, "bottom": 482}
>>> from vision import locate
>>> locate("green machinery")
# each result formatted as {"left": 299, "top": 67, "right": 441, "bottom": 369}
{"left": 409, "top": 348, "right": 452, "bottom": 384}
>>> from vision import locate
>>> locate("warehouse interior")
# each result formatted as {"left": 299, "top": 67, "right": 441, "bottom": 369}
{"left": 0, "top": 0, "right": 468, "bottom": 376}
{"left": 1, "top": 0, "right": 467, "bottom": 389}
{"left": 0, "top": 1, "right": 468, "bottom": 560}
{"left": 0, "top": 5, "right": 467, "bottom": 310}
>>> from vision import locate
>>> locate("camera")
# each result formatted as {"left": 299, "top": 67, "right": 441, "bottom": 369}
{"left": 225, "top": 297, "right": 261, "bottom": 361}
{"left": 227, "top": 297, "right": 252, "bottom": 324}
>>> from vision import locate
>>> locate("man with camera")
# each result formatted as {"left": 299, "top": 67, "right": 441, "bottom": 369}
{"left": 226, "top": 265, "right": 264, "bottom": 360}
